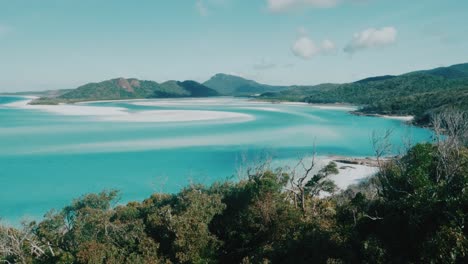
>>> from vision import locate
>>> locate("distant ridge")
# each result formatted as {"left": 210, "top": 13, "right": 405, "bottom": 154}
{"left": 260, "top": 62, "right": 468, "bottom": 125}
{"left": 155, "top": 80, "right": 219, "bottom": 98}
{"left": 31, "top": 78, "right": 219, "bottom": 104}
{"left": 8, "top": 62, "right": 468, "bottom": 126}
{"left": 58, "top": 78, "right": 159, "bottom": 100}
{"left": 355, "top": 75, "right": 397, "bottom": 84}
{"left": 203, "top": 73, "right": 288, "bottom": 96}
{"left": 412, "top": 63, "right": 468, "bottom": 79}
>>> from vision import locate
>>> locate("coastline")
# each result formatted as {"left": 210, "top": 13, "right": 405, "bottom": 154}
{"left": 3, "top": 96, "right": 255, "bottom": 123}
{"left": 276, "top": 155, "right": 379, "bottom": 191}
{"left": 351, "top": 111, "right": 414, "bottom": 122}
{"left": 2, "top": 95, "right": 418, "bottom": 126}
{"left": 255, "top": 98, "right": 415, "bottom": 121}
{"left": 327, "top": 159, "right": 378, "bottom": 190}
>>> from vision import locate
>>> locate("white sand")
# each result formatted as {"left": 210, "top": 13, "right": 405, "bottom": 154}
{"left": 274, "top": 156, "right": 377, "bottom": 192}
{"left": 5, "top": 98, "right": 129, "bottom": 116}
{"left": 131, "top": 98, "right": 245, "bottom": 107}
{"left": 102, "top": 110, "right": 254, "bottom": 123}
{"left": 325, "top": 159, "right": 378, "bottom": 190}
{"left": 280, "top": 102, "right": 308, "bottom": 105}
{"left": 278, "top": 102, "right": 358, "bottom": 111}
{"left": 237, "top": 106, "right": 284, "bottom": 112}
{"left": 305, "top": 158, "right": 377, "bottom": 190}
{"left": 4, "top": 97, "right": 254, "bottom": 123}
{"left": 380, "top": 115, "right": 414, "bottom": 121}
{"left": 309, "top": 105, "right": 358, "bottom": 111}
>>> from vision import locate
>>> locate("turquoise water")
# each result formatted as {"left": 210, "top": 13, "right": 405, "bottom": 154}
{"left": 0, "top": 96, "right": 433, "bottom": 224}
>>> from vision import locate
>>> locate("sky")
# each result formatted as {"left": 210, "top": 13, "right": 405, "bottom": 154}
{"left": 0, "top": 0, "right": 467, "bottom": 92}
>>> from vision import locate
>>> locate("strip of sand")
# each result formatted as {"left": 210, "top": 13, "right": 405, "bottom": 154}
{"left": 4, "top": 97, "right": 254, "bottom": 123}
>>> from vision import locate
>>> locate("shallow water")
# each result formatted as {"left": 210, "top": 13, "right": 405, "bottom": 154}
{"left": 0, "top": 96, "right": 432, "bottom": 224}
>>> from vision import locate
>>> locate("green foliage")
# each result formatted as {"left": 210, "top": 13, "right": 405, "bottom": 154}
{"left": 203, "top": 73, "right": 288, "bottom": 96}
{"left": 31, "top": 78, "right": 219, "bottom": 104}
{"left": 209, "top": 171, "right": 304, "bottom": 263}
{"left": 155, "top": 80, "right": 219, "bottom": 98}
{"left": 260, "top": 63, "right": 468, "bottom": 126}
{"left": 59, "top": 78, "right": 159, "bottom": 100}
{"left": 306, "top": 73, "right": 468, "bottom": 125}
{"left": 305, "top": 162, "right": 339, "bottom": 197}
{"left": 143, "top": 186, "right": 225, "bottom": 263}
{"left": 350, "top": 143, "right": 468, "bottom": 263}
{"left": 1, "top": 144, "right": 467, "bottom": 263}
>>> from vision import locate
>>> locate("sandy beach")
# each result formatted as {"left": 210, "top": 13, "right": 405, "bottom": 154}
{"left": 5, "top": 97, "right": 255, "bottom": 123}
{"left": 379, "top": 115, "right": 414, "bottom": 121}
{"left": 327, "top": 159, "right": 378, "bottom": 190}
{"left": 273, "top": 155, "right": 379, "bottom": 192}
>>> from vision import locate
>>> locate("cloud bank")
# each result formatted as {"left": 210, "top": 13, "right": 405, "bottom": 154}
{"left": 292, "top": 36, "right": 336, "bottom": 59}
{"left": 344, "top": 26, "right": 397, "bottom": 53}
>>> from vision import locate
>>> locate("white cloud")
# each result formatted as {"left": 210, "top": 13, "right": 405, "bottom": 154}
{"left": 291, "top": 36, "right": 336, "bottom": 59}
{"left": 267, "top": 0, "right": 339, "bottom": 12}
{"left": 321, "top": 39, "right": 336, "bottom": 53}
{"left": 292, "top": 37, "right": 320, "bottom": 59}
{"left": 344, "top": 26, "right": 397, "bottom": 53}
{"left": 196, "top": 0, "right": 208, "bottom": 16}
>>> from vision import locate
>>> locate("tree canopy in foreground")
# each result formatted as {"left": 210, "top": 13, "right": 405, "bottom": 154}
{"left": 1, "top": 112, "right": 467, "bottom": 264}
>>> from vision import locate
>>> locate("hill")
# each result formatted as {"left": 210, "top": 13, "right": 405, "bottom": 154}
{"left": 58, "top": 78, "right": 159, "bottom": 100}
{"left": 203, "top": 73, "right": 288, "bottom": 96}
{"left": 414, "top": 63, "right": 468, "bottom": 79}
{"left": 17, "top": 62, "right": 468, "bottom": 124}
{"left": 31, "top": 78, "right": 219, "bottom": 104}
{"left": 158, "top": 80, "right": 219, "bottom": 97}
{"left": 260, "top": 83, "right": 339, "bottom": 101}
{"left": 260, "top": 62, "right": 468, "bottom": 125}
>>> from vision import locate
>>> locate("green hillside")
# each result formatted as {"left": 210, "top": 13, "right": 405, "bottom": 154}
{"left": 261, "top": 63, "right": 468, "bottom": 125}
{"left": 31, "top": 78, "right": 219, "bottom": 104}
{"left": 203, "top": 73, "right": 288, "bottom": 96}
{"left": 59, "top": 78, "right": 159, "bottom": 100}
{"left": 157, "top": 80, "right": 219, "bottom": 97}
{"left": 261, "top": 83, "right": 340, "bottom": 101}
{"left": 24, "top": 63, "right": 468, "bottom": 123}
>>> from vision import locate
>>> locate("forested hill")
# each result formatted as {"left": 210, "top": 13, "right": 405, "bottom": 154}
{"left": 260, "top": 62, "right": 468, "bottom": 125}
{"left": 203, "top": 73, "right": 288, "bottom": 96}
{"left": 30, "top": 78, "right": 219, "bottom": 104}
{"left": 24, "top": 62, "right": 468, "bottom": 119}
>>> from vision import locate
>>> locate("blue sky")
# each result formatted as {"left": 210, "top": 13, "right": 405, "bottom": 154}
{"left": 0, "top": 0, "right": 467, "bottom": 91}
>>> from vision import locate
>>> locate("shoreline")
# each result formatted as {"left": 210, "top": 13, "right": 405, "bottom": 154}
{"left": 276, "top": 155, "right": 379, "bottom": 191}
{"left": 351, "top": 111, "right": 414, "bottom": 122}
{"left": 3, "top": 95, "right": 415, "bottom": 122}
{"left": 254, "top": 98, "right": 415, "bottom": 120}
{"left": 3, "top": 97, "right": 255, "bottom": 123}
{"left": 1, "top": 155, "right": 380, "bottom": 227}
{"left": 327, "top": 155, "right": 388, "bottom": 167}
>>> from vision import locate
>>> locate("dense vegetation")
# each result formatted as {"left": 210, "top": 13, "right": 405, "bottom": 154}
{"left": 156, "top": 81, "right": 219, "bottom": 98}
{"left": 2, "top": 112, "right": 467, "bottom": 264}
{"left": 30, "top": 78, "right": 219, "bottom": 104}
{"left": 260, "top": 63, "right": 468, "bottom": 125}
{"left": 203, "top": 73, "right": 288, "bottom": 96}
